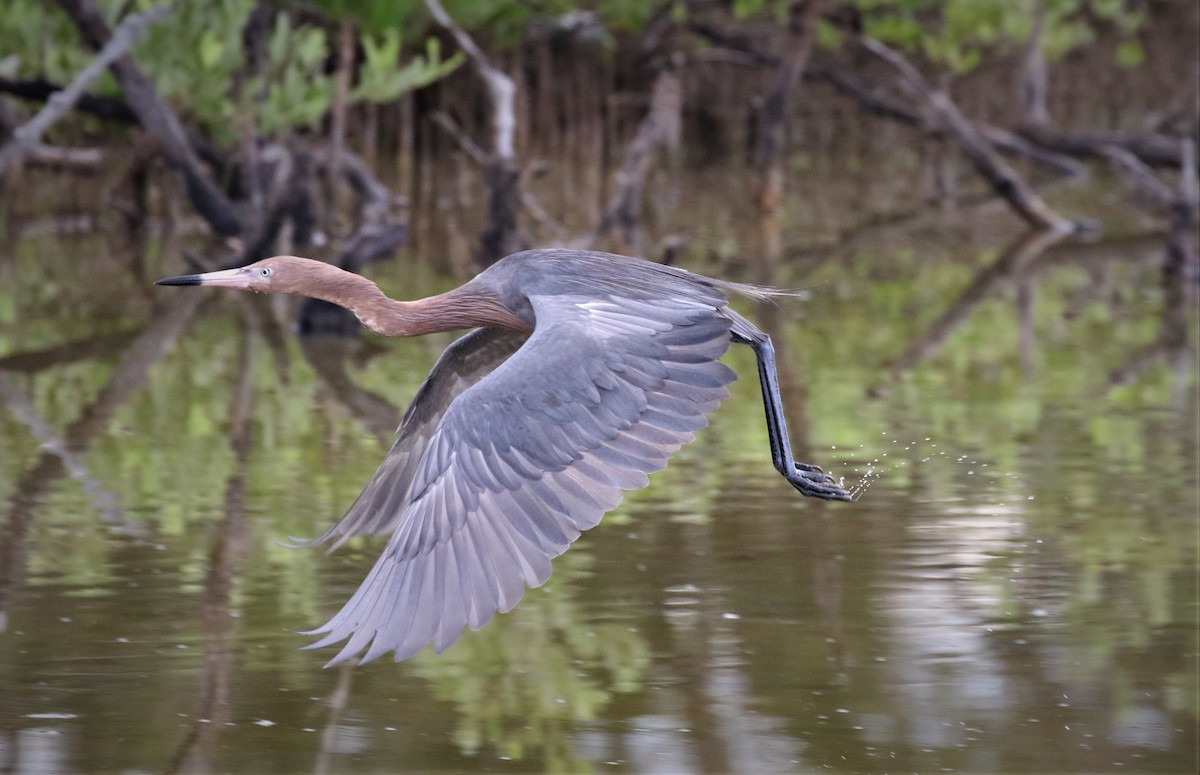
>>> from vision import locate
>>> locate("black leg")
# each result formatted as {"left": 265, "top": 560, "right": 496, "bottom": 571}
{"left": 734, "top": 331, "right": 852, "bottom": 501}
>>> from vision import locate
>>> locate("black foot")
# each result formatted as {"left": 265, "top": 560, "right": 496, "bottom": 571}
{"left": 787, "top": 462, "right": 853, "bottom": 501}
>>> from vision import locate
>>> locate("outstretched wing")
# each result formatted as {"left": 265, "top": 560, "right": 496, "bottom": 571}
{"left": 305, "top": 293, "right": 737, "bottom": 664}
{"left": 309, "top": 327, "right": 529, "bottom": 550}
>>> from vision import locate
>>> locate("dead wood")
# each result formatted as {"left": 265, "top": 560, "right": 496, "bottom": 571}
{"left": 753, "top": 1, "right": 823, "bottom": 276}
{"left": 56, "top": 0, "right": 244, "bottom": 237}
{"left": 426, "top": 0, "right": 524, "bottom": 266}
{"left": 23, "top": 144, "right": 103, "bottom": 170}
{"left": 861, "top": 36, "right": 1076, "bottom": 234}
{"left": 0, "top": 76, "right": 138, "bottom": 124}
{"left": 0, "top": 4, "right": 168, "bottom": 177}
{"left": 1021, "top": 123, "right": 1199, "bottom": 172}
{"left": 585, "top": 66, "right": 682, "bottom": 254}
{"left": 687, "top": 23, "right": 1084, "bottom": 178}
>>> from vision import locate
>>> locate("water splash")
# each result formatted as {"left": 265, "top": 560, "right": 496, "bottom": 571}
{"left": 830, "top": 430, "right": 1027, "bottom": 503}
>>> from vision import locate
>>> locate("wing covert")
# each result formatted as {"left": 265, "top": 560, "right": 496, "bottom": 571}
{"left": 306, "top": 293, "right": 737, "bottom": 664}
{"left": 307, "top": 327, "right": 529, "bottom": 549}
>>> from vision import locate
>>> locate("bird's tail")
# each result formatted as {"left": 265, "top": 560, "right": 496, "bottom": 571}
{"left": 709, "top": 277, "right": 813, "bottom": 302}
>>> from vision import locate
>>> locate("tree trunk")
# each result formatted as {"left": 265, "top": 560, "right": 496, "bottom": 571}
{"left": 426, "top": 0, "right": 524, "bottom": 266}
{"left": 56, "top": 0, "right": 243, "bottom": 237}
{"left": 754, "top": 1, "right": 822, "bottom": 277}
{"left": 328, "top": 18, "right": 355, "bottom": 237}
{"left": 587, "top": 66, "right": 681, "bottom": 254}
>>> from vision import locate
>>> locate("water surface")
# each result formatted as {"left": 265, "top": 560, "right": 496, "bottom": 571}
{"left": 0, "top": 174, "right": 1196, "bottom": 773}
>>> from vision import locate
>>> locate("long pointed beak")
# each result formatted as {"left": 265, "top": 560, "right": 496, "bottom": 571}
{"left": 155, "top": 267, "right": 248, "bottom": 288}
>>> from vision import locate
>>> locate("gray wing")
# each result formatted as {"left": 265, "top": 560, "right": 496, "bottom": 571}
{"left": 305, "top": 293, "right": 737, "bottom": 665}
{"left": 308, "top": 327, "right": 529, "bottom": 550}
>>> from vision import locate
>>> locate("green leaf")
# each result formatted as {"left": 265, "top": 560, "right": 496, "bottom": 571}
{"left": 197, "top": 31, "right": 223, "bottom": 70}
{"left": 1116, "top": 39, "right": 1143, "bottom": 68}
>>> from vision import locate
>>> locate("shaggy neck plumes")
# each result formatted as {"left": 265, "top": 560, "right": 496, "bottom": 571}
{"left": 296, "top": 268, "right": 527, "bottom": 337}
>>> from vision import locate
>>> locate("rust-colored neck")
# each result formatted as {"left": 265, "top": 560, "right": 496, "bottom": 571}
{"left": 306, "top": 272, "right": 528, "bottom": 337}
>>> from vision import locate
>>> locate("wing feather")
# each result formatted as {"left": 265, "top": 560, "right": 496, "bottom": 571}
{"left": 303, "top": 328, "right": 528, "bottom": 550}
{"left": 308, "top": 292, "right": 738, "bottom": 664}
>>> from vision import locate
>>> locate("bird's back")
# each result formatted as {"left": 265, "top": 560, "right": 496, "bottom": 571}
{"left": 474, "top": 249, "right": 740, "bottom": 326}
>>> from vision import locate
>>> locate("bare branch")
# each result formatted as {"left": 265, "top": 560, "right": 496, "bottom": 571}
{"left": 1100, "top": 144, "right": 1178, "bottom": 209}
{"left": 0, "top": 4, "right": 169, "bottom": 176}
{"left": 424, "top": 0, "right": 516, "bottom": 160}
{"left": 431, "top": 111, "right": 488, "bottom": 166}
{"left": 56, "top": 0, "right": 243, "bottom": 236}
{"left": 586, "top": 67, "right": 682, "bottom": 253}
{"left": 861, "top": 36, "right": 1076, "bottom": 233}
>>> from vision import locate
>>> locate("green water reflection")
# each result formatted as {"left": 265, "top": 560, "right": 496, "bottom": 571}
{"left": 0, "top": 201, "right": 1196, "bottom": 772}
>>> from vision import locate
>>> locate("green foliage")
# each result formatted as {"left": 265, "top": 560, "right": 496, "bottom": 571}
{"left": 851, "top": 0, "right": 1148, "bottom": 73}
{"left": 0, "top": 0, "right": 462, "bottom": 144}
{"left": 0, "top": 0, "right": 101, "bottom": 85}
{"left": 732, "top": 0, "right": 792, "bottom": 23}
{"left": 352, "top": 33, "right": 464, "bottom": 104}
{"left": 254, "top": 12, "right": 333, "bottom": 134}
{"left": 0, "top": 187, "right": 1195, "bottom": 769}
{"left": 133, "top": 0, "right": 262, "bottom": 133}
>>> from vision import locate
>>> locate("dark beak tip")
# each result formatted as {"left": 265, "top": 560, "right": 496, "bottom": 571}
{"left": 155, "top": 275, "right": 202, "bottom": 286}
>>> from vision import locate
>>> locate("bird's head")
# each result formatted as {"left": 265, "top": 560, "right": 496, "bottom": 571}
{"left": 155, "top": 256, "right": 337, "bottom": 296}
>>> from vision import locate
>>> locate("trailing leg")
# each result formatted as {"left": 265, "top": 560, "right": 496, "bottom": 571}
{"left": 732, "top": 328, "right": 852, "bottom": 501}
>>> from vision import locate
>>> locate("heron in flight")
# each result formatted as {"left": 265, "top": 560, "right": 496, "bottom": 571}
{"left": 157, "top": 249, "right": 850, "bottom": 665}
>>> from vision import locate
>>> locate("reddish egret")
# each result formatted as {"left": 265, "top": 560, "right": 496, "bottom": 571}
{"left": 157, "top": 250, "right": 850, "bottom": 664}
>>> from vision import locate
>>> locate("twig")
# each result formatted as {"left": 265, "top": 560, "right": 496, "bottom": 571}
{"left": 0, "top": 4, "right": 169, "bottom": 176}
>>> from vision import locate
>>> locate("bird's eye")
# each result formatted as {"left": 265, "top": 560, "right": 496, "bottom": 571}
{"left": 260, "top": 268, "right": 272, "bottom": 278}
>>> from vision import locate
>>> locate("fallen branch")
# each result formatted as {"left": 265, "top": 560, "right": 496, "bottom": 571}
{"left": 1021, "top": 123, "right": 1198, "bottom": 172}
{"left": 1100, "top": 144, "right": 1178, "bottom": 209}
{"left": 24, "top": 144, "right": 103, "bottom": 170}
{"left": 0, "top": 76, "right": 138, "bottom": 124}
{"left": 57, "top": 0, "right": 243, "bottom": 237}
{"left": 861, "top": 36, "right": 1076, "bottom": 234}
{"left": 0, "top": 4, "right": 168, "bottom": 176}
{"left": 687, "top": 24, "right": 1085, "bottom": 178}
